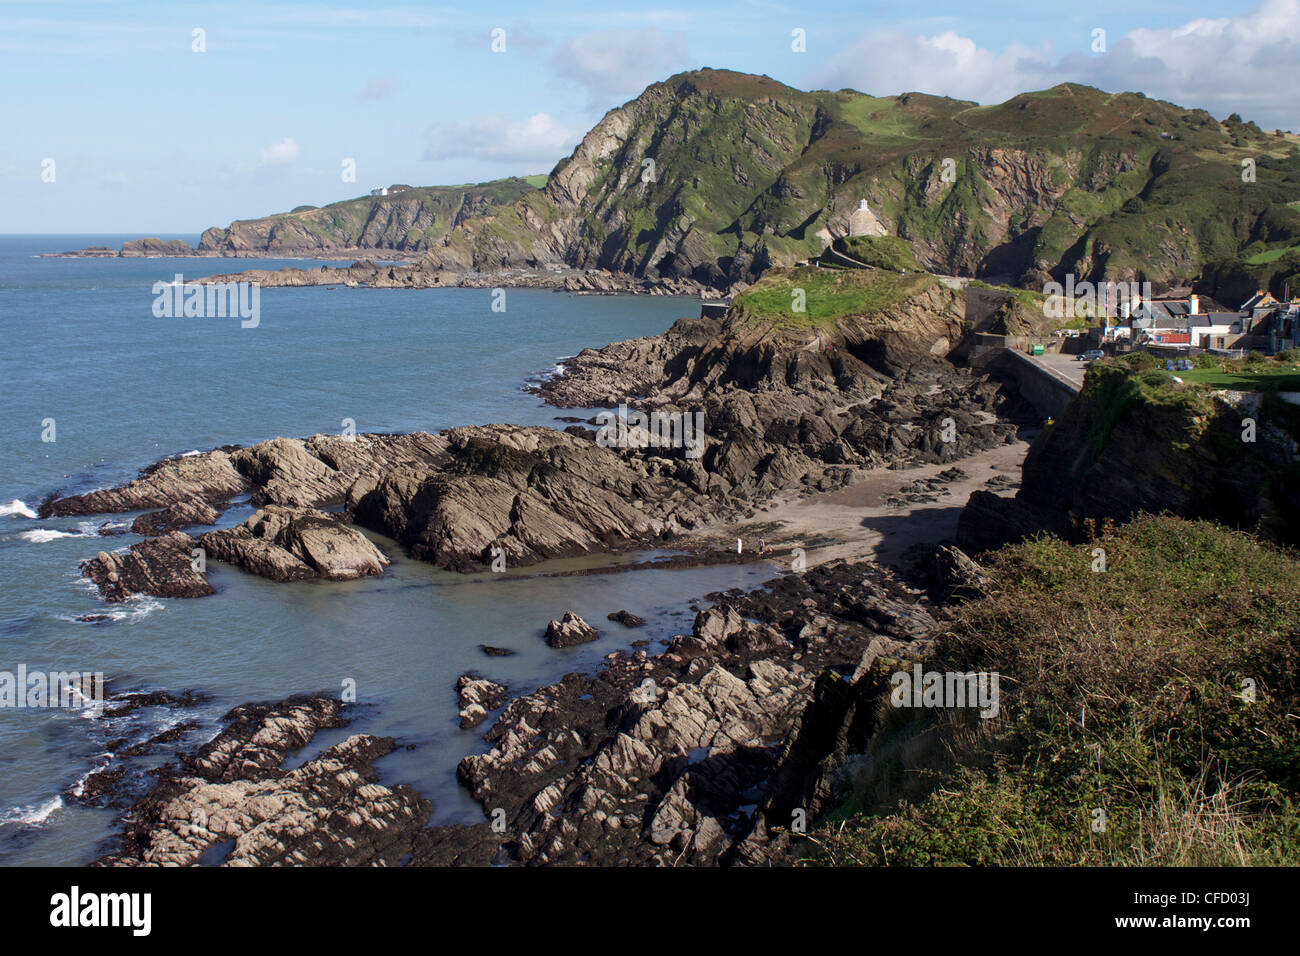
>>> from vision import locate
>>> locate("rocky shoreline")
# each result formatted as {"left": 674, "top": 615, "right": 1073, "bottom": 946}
{"left": 189, "top": 260, "right": 726, "bottom": 297}
{"left": 85, "top": 549, "right": 974, "bottom": 866}
{"left": 43, "top": 292, "right": 1032, "bottom": 602}
{"left": 39, "top": 269, "right": 1047, "bottom": 865}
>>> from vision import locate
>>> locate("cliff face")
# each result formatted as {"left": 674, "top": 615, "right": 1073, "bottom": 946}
{"left": 426, "top": 72, "right": 1299, "bottom": 288}
{"left": 195, "top": 178, "right": 541, "bottom": 255}
{"left": 959, "top": 360, "right": 1300, "bottom": 550}
{"left": 187, "top": 71, "right": 1300, "bottom": 287}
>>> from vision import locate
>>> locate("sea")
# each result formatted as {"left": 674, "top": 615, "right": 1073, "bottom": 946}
{"left": 0, "top": 235, "right": 778, "bottom": 866}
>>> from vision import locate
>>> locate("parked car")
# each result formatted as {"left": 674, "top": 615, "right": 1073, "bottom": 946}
{"left": 1080, "top": 349, "right": 1104, "bottom": 363}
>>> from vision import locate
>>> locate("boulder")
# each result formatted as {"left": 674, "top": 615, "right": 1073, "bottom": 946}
{"left": 545, "top": 611, "right": 599, "bottom": 648}
{"left": 456, "top": 674, "right": 509, "bottom": 729}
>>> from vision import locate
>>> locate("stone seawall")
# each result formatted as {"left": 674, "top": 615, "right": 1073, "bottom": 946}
{"left": 998, "top": 349, "right": 1080, "bottom": 417}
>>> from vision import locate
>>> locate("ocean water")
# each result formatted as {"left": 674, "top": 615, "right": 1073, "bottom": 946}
{"left": 0, "top": 236, "right": 778, "bottom": 866}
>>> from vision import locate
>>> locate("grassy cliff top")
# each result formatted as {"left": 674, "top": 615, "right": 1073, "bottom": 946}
{"left": 729, "top": 265, "right": 938, "bottom": 331}
{"left": 228, "top": 176, "right": 541, "bottom": 227}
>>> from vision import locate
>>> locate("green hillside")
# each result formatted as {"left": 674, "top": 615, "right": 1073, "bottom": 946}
{"left": 194, "top": 70, "right": 1300, "bottom": 290}
{"left": 197, "top": 177, "right": 544, "bottom": 254}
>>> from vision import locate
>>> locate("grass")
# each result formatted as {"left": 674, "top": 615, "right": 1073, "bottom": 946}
{"left": 730, "top": 265, "right": 937, "bottom": 331}
{"left": 801, "top": 516, "right": 1300, "bottom": 866}
{"left": 1244, "top": 243, "right": 1300, "bottom": 265}
{"left": 836, "top": 235, "right": 922, "bottom": 272}
{"left": 1175, "top": 365, "right": 1300, "bottom": 390}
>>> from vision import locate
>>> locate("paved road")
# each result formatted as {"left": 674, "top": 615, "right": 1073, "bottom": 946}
{"left": 1027, "top": 349, "right": 1088, "bottom": 388}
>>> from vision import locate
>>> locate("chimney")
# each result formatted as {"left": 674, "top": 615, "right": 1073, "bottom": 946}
{"left": 1189, "top": 294, "right": 1199, "bottom": 315}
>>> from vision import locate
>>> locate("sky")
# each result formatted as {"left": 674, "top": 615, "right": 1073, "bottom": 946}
{"left": 3, "top": 0, "right": 1298, "bottom": 233}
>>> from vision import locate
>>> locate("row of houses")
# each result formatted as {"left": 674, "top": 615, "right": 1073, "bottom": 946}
{"left": 1102, "top": 291, "right": 1299, "bottom": 353}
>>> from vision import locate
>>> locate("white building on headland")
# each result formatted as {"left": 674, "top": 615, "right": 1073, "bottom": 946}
{"left": 849, "top": 199, "right": 886, "bottom": 237}
{"left": 370, "top": 186, "right": 389, "bottom": 197}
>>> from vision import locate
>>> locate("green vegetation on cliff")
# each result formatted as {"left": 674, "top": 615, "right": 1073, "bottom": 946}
{"left": 729, "top": 265, "right": 937, "bottom": 331}
{"left": 192, "top": 70, "right": 1300, "bottom": 290}
{"left": 197, "top": 177, "right": 543, "bottom": 255}
{"left": 805, "top": 516, "right": 1300, "bottom": 866}
{"left": 834, "top": 235, "right": 923, "bottom": 272}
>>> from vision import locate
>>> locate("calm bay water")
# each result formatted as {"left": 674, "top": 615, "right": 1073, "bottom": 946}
{"left": 0, "top": 235, "right": 777, "bottom": 866}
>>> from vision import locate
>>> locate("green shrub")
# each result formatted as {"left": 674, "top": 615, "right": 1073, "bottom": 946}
{"left": 1119, "top": 351, "right": 1161, "bottom": 370}
{"left": 802, "top": 517, "right": 1300, "bottom": 867}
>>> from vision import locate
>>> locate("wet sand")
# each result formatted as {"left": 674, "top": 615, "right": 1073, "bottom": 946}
{"left": 712, "top": 438, "right": 1031, "bottom": 570}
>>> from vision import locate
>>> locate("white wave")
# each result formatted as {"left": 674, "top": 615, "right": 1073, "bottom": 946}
{"left": 77, "top": 519, "right": 129, "bottom": 534}
{"left": 0, "top": 796, "right": 63, "bottom": 827}
{"left": 0, "top": 499, "right": 37, "bottom": 519}
{"left": 68, "top": 774, "right": 89, "bottom": 799}
{"left": 108, "top": 597, "right": 163, "bottom": 623}
{"left": 527, "top": 361, "right": 569, "bottom": 385}
{"left": 20, "top": 529, "right": 83, "bottom": 543}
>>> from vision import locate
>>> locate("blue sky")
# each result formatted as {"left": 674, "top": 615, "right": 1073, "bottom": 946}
{"left": 3, "top": 0, "right": 1296, "bottom": 233}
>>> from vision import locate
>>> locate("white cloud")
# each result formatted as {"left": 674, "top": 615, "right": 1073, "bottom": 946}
{"left": 424, "top": 112, "right": 576, "bottom": 165}
{"left": 551, "top": 27, "right": 690, "bottom": 105}
{"left": 258, "top": 137, "right": 301, "bottom": 165}
{"left": 813, "top": 0, "right": 1300, "bottom": 130}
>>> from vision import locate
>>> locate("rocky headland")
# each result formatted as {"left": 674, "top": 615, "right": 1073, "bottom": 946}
{"left": 42, "top": 263, "right": 1036, "bottom": 605}
{"left": 52, "top": 70, "right": 1300, "bottom": 294}
{"left": 60, "top": 256, "right": 1300, "bottom": 866}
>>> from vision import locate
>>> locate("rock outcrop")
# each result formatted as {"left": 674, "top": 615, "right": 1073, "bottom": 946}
{"left": 440, "top": 560, "right": 939, "bottom": 866}
{"left": 199, "top": 506, "right": 388, "bottom": 582}
{"left": 81, "top": 532, "right": 213, "bottom": 601}
{"left": 131, "top": 497, "right": 221, "bottom": 535}
{"left": 348, "top": 425, "right": 703, "bottom": 572}
{"left": 99, "top": 696, "right": 431, "bottom": 867}
{"left": 608, "top": 610, "right": 646, "bottom": 627}
{"left": 42, "top": 447, "right": 248, "bottom": 519}
{"left": 957, "top": 361, "right": 1300, "bottom": 552}
{"left": 456, "top": 674, "right": 509, "bottom": 729}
